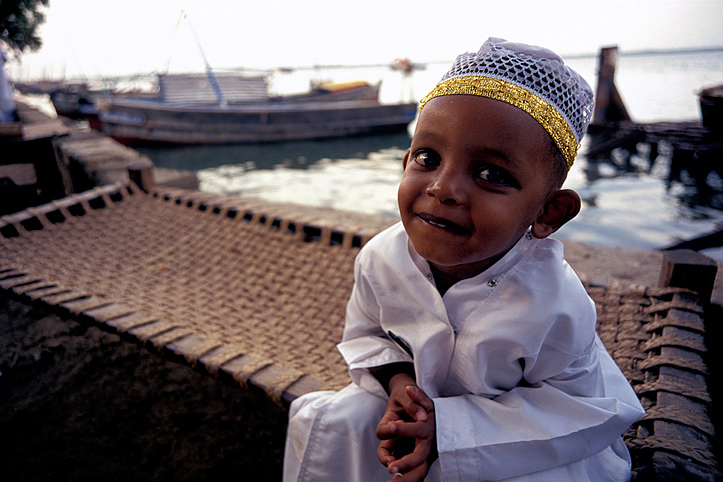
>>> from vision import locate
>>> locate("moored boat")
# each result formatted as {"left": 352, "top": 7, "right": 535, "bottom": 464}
{"left": 49, "top": 87, "right": 103, "bottom": 130}
{"left": 100, "top": 97, "right": 417, "bottom": 145}
{"left": 98, "top": 72, "right": 417, "bottom": 145}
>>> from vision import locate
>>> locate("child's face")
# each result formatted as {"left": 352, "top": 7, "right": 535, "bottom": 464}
{"left": 398, "top": 95, "right": 555, "bottom": 280}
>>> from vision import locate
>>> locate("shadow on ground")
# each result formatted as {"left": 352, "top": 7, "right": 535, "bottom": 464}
{"left": 0, "top": 293, "right": 288, "bottom": 482}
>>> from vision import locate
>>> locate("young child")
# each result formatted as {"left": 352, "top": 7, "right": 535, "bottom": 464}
{"left": 283, "top": 37, "right": 645, "bottom": 482}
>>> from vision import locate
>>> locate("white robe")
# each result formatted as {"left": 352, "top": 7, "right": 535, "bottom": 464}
{"left": 284, "top": 223, "right": 644, "bottom": 481}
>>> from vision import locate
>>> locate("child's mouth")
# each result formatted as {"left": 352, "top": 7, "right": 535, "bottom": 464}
{"left": 417, "top": 213, "right": 470, "bottom": 236}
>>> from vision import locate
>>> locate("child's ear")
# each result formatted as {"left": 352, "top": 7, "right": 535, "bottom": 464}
{"left": 531, "top": 189, "right": 581, "bottom": 239}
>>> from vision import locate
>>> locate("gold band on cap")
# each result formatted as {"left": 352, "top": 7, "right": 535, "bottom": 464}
{"left": 419, "top": 76, "right": 579, "bottom": 169}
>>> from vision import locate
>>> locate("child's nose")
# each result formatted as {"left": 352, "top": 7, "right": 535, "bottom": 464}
{"left": 426, "top": 165, "right": 465, "bottom": 205}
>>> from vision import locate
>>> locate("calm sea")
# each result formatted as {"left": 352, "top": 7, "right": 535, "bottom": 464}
{"left": 137, "top": 50, "right": 723, "bottom": 260}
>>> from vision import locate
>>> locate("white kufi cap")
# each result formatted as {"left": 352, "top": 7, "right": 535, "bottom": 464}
{"left": 420, "top": 37, "right": 594, "bottom": 168}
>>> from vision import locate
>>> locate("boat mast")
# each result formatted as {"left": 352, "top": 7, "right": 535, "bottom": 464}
{"left": 174, "top": 10, "right": 227, "bottom": 106}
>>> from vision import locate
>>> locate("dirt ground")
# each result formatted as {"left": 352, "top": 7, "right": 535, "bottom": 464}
{"left": 0, "top": 293, "right": 288, "bottom": 482}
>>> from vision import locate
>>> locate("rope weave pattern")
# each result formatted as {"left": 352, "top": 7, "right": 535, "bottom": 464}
{"left": 0, "top": 184, "right": 365, "bottom": 399}
{"left": 586, "top": 282, "right": 716, "bottom": 470}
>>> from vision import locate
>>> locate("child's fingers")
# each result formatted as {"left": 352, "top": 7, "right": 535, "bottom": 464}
{"left": 403, "top": 385, "right": 434, "bottom": 422}
{"left": 387, "top": 460, "right": 431, "bottom": 482}
{"left": 385, "top": 421, "right": 435, "bottom": 475}
{"left": 377, "top": 438, "right": 397, "bottom": 466}
{"left": 387, "top": 443, "right": 433, "bottom": 479}
{"left": 387, "top": 419, "right": 435, "bottom": 440}
{"left": 378, "top": 435, "right": 416, "bottom": 467}
{"left": 376, "top": 419, "right": 396, "bottom": 440}
{"left": 376, "top": 409, "right": 404, "bottom": 440}
{"left": 406, "top": 385, "right": 434, "bottom": 413}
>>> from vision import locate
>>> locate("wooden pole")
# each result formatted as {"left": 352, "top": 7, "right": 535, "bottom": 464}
{"left": 592, "top": 46, "right": 632, "bottom": 125}
{"left": 659, "top": 249, "right": 718, "bottom": 303}
{"left": 128, "top": 162, "right": 155, "bottom": 193}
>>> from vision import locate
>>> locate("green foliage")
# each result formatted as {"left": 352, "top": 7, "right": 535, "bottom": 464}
{"left": 0, "top": 0, "right": 50, "bottom": 53}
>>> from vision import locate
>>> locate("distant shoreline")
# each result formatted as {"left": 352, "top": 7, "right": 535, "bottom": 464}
{"left": 9, "top": 46, "right": 723, "bottom": 83}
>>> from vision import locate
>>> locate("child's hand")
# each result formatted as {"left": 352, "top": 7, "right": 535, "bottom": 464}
{"left": 376, "top": 375, "right": 436, "bottom": 482}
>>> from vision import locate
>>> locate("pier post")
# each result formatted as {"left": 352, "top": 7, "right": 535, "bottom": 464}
{"left": 592, "top": 46, "right": 631, "bottom": 125}
{"left": 128, "top": 162, "right": 155, "bottom": 193}
{"left": 659, "top": 249, "right": 718, "bottom": 303}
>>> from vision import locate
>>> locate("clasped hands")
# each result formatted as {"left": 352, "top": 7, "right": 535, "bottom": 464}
{"left": 376, "top": 373, "right": 437, "bottom": 482}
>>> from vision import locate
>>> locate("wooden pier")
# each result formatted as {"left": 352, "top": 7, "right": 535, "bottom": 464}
{"left": 0, "top": 99, "right": 198, "bottom": 215}
{"left": 588, "top": 46, "right": 722, "bottom": 159}
{"left": 587, "top": 46, "right": 723, "bottom": 251}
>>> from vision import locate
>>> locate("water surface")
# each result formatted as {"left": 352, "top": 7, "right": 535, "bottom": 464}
{"left": 138, "top": 50, "right": 723, "bottom": 260}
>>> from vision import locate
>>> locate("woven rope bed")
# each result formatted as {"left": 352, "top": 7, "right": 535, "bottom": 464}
{"left": 1, "top": 182, "right": 719, "bottom": 480}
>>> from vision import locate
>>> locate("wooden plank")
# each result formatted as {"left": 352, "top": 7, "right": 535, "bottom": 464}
{"left": 659, "top": 250, "right": 718, "bottom": 303}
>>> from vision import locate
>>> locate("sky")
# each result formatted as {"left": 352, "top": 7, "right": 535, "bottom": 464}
{"left": 5, "top": 0, "right": 723, "bottom": 80}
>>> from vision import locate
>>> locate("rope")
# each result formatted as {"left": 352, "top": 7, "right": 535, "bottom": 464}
{"left": 637, "top": 355, "right": 708, "bottom": 375}
{"left": 627, "top": 435, "right": 716, "bottom": 469}
{"left": 642, "top": 336, "right": 707, "bottom": 354}
{"left": 201, "top": 344, "right": 248, "bottom": 376}
{"left": 634, "top": 380, "right": 712, "bottom": 404}
{"left": 640, "top": 405, "right": 715, "bottom": 438}
{"left": 232, "top": 357, "right": 274, "bottom": 388}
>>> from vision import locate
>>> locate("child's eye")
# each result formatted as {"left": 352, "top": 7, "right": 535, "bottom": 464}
{"left": 411, "top": 150, "right": 440, "bottom": 168}
{"left": 476, "top": 165, "right": 519, "bottom": 188}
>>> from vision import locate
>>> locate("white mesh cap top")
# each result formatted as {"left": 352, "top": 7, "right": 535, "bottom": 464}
{"left": 420, "top": 37, "right": 594, "bottom": 168}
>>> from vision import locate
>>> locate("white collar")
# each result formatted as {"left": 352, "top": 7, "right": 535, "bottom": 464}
{"left": 406, "top": 230, "right": 535, "bottom": 288}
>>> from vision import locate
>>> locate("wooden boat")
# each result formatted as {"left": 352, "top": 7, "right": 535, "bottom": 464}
{"left": 99, "top": 98, "right": 417, "bottom": 145}
{"left": 150, "top": 73, "right": 381, "bottom": 105}
{"left": 273, "top": 80, "right": 381, "bottom": 103}
{"left": 98, "top": 72, "right": 417, "bottom": 145}
{"left": 49, "top": 87, "right": 103, "bottom": 130}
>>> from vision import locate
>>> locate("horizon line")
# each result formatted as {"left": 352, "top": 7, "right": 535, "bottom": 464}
{"left": 9, "top": 45, "right": 723, "bottom": 83}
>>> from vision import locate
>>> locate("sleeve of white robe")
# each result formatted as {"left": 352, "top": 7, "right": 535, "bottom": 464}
{"left": 338, "top": 255, "right": 414, "bottom": 399}
{"left": 434, "top": 335, "right": 645, "bottom": 482}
